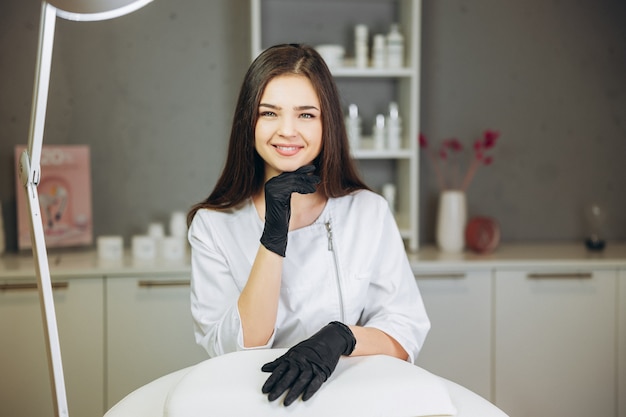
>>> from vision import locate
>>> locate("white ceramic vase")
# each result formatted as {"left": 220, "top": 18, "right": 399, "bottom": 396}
{"left": 436, "top": 190, "right": 467, "bottom": 253}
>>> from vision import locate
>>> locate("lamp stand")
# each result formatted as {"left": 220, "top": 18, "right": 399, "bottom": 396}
{"left": 18, "top": 1, "right": 154, "bottom": 415}
{"left": 18, "top": 3, "right": 69, "bottom": 417}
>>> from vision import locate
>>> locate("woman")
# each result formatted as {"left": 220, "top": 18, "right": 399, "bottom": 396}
{"left": 187, "top": 44, "right": 430, "bottom": 406}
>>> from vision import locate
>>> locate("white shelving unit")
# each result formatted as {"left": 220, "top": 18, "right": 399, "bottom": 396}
{"left": 251, "top": 0, "right": 422, "bottom": 251}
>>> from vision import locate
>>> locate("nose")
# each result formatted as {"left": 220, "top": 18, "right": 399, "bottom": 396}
{"left": 277, "top": 116, "right": 296, "bottom": 137}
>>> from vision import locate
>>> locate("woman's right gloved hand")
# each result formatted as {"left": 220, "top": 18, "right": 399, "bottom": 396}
{"left": 260, "top": 165, "right": 320, "bottom": 257}
{"left": 261, "top": 321, "right": 356, "bottom": 406}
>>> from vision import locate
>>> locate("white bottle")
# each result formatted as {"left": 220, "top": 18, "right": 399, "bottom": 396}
{"left": 382, "top": 183, "right": 397, "bottom": 213}
{"left": 372, "top": 114, "right": 386, "bottom": 150}
{"left": 345, "top": 103, "right": 362, "bottom": 149}
{"left": 386, "top": 102, "right": 402, "bottom": 150}
{"left": 169, "top": 211, "right": 187, "bottom": 238}
{"left": 386, "top": 23, "right": 404, "bottom": 68}
{"left": 372, "top": 34, "right": 386, "bottom": 69}
{"left": 147, "top": 222, "right": 165, "bottom": 239}
{"left": 355, "top": 24, "right": 369, "bottom": 68}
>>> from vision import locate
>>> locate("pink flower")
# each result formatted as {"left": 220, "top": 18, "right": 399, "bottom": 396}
{"left": 419, "top": 133, "right": 428, "bottom": 148}
{"left": 482, "top": 129, "right": 500, "bottom": 149}
{"left": 420, "top": 129, "right": 500, "bottom": 191}
{"left": 443, "top": 138, "right": 463, "bottom": 152}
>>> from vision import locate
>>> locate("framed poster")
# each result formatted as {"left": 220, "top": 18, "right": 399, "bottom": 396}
{"left": 15, "top": 145, "right": 93, "bottom": 250}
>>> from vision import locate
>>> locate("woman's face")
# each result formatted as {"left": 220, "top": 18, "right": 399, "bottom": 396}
{"left": 255, "top": 74, "right": 323, "bottom": 180}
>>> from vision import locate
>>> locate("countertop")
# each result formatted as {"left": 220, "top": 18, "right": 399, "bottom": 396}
{"left": 407, "top": 242, "right": 626, "bottom": 272}
{"left": 0, "top": 249, "right": 192, "bottom": 280}
{"left": 1, "top": 242, "right": 626, "bottom": 280}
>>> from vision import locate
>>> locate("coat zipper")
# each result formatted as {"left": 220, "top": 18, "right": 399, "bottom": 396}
{"left": 325, "top": 221, "right": 345, "bottom": 322}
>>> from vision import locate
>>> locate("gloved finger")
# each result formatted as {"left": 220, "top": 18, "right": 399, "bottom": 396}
{"left": 288, "top": 171, "right": 319, "bottom": 185}
{"left": 291, "top": 180, "right": 319, "bottom": 195}
{"left": 267, "top": 363, "right": 301, "bottom": 402}
{"left": 266, "top": 173, "right": 319, "bottom": 196}
{"left": 261, "top": 358, "right": 281, "bottom": 373}
{"left": 301, "top": 174, "right": 321, "bottom": 186}
{"left": 271, "top": 165, "right": 315, "bottom": 186}
{"left": 283, "top": 366, "right": 313, "bottom": 406}
{"left": 261, "top": 361, "right": 288, "bottom": 393}
{"left": 293, "top": 165, "right": 316, "bottom": 175}
{"left": 302, "top": 371, "right": 326, "bottom": 401}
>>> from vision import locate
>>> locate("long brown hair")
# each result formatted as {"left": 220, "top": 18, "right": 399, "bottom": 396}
{"left": 188, "top": 44, "right": 368, "bottom": 226}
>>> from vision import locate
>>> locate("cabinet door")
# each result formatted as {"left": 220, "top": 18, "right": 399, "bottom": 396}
{"left": 106, "top": 275, "right": 208, "bottom": 408}
{"left": 0, "top": 277, "right": 104, "bottom": 417}
{"left": 494, "top": 268, "right": 617, "bottom": 417}
{"left": 414, "top": 270, "right": 492, "bottom": 400}
{"left": 617, "top": 269, "right": 626, "bottom": 417}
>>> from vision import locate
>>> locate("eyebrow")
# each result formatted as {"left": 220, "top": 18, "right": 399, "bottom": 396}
{"left": 259, "top": 103, "right": 320, "bottom": 111}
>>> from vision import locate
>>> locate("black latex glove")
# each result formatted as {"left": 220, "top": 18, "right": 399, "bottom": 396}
{"left": 260, "top": 165, "right": 320, "bottom": 257}
{"left": 261, "top": 321, "right": 356, "bottom": 406}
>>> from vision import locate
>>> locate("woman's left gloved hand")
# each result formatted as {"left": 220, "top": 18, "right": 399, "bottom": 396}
{"left": 261, "top": 321, "right": 356, "bottom": 406}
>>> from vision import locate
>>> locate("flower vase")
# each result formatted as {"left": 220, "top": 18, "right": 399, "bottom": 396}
{"left": 436, "top": 190, "right": 467, "bottom": 253}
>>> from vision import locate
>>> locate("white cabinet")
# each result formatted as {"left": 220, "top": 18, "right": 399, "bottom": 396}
{"left": 494, "top": 268, "right": 617, "bottom": 417}
{"left": 3, "top": 246, "right": 624, "bottom": 416}
{"left": 0, "top": 276, "right": 104, "bottom": 417}
{"left": 617, "top": 269, "right": 626, "bottom": 417}
{"left": 106, "top": 275, "right": 208, "bottom": 408}
{"left": 251, "top": 0, "right": 422, "bottom": 250}
{"left": 414, "top": 269, "right": 493, "bottom": 400}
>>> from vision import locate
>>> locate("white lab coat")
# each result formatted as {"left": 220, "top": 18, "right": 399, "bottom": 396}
{"left": 188, "top": 189, "right": 430, "bottom": 363}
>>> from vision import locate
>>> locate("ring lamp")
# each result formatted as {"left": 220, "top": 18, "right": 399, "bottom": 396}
{"left": 18, "top": 1, "right": 154, "bottom": 416}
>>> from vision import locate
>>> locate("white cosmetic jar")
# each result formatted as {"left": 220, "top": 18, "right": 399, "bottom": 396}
{"left": 97, "top": 236, "right": 124, "bottom": 261}
{"left": 132, "top": 235, "right": 157, "bottom": 261}
{"left": 160, "top": 237, "right": 186, "bottom": 261}
{"left": 315, "top": 44, "right": 345, "bottom": 69}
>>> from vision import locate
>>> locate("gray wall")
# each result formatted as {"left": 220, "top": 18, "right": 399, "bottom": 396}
{"left": 1, "top": 0, "right": 625, "bottom": 252}
{"left": 419, "top": 1, "right": 626, "bottom": 244}
{"left": 1, "top": 0, "right": 249, "bottom": 251}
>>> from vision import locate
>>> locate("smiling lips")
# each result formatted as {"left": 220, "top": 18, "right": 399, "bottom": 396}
{"left": 274, "top": 144, "right": 302, "bottom": 156}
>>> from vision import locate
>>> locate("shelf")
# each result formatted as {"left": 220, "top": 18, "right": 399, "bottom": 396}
{"left": 351, "top": 137, "right": 416, "bottom": 159}
{"left": 251, "top": 0, "right": 421, "bottom": 251}
{"left": 330, "top": 63, "right": 414, "bottom": 78}
{"left": 352, "top": 149, "right": 414, "bottom": 159}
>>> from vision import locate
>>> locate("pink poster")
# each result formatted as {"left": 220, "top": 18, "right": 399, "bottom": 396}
{"left": 15, "top": 145, "right": 93, "bottom": 250}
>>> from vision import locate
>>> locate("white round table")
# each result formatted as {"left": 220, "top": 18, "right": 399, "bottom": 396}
{"left": 105, "top": 349, "right": 508, "bottom": 417}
